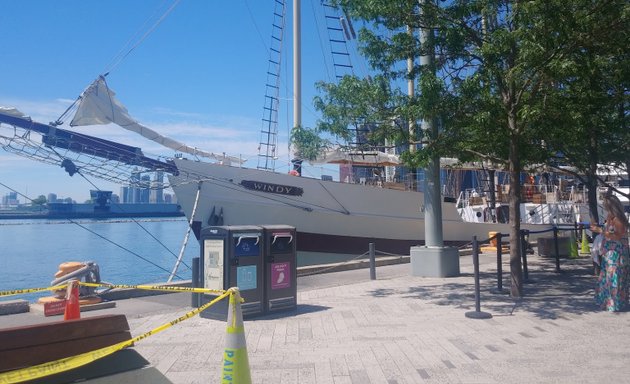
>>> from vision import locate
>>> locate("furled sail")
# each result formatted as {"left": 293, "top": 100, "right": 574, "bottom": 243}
{"left": 71, "top": 77, "right": 244, "bottom": 165}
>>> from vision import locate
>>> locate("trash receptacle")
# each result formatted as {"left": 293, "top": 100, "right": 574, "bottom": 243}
{"left": 199, "top": 225, "right": 264, "bottom": 320}
{"left": 262, "top": 225, "right": 297, "bottom": 314}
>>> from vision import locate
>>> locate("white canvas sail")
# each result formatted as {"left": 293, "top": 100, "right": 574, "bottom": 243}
{"left": 71, "top": 77, "right": 244, "bottom": 165}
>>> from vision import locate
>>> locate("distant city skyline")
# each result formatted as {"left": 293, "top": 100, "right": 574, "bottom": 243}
{"left": 1, "top": 187, "right": 175, "bottom": 207}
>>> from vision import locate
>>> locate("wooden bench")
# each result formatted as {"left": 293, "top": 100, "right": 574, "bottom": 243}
{"left": 0, "top": 314, "right": 132, "bottom": 373}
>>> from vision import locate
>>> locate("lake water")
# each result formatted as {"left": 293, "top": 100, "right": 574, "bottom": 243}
{"left": 0, "top": 218, "right": 198, "bottom": 302}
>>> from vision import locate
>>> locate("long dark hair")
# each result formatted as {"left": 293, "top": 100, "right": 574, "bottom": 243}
{"left": 603, "top": 194, "right": 630, "bottom": 229}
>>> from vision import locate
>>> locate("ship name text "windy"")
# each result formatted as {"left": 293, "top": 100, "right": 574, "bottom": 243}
{"left": 240, "top": 180, "right": 304, "bottom": 196}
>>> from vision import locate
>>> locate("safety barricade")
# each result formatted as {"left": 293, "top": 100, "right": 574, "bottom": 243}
{"left": 0, "top": 283, "right": 252, "bottom": 384}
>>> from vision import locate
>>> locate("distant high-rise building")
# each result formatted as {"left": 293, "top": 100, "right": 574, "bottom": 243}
{"left": 120, "top": 171, "right": 171, "bottom": 204}
{"left": 133, "top": 188, "right": 141, "bottom": 203}
{"left": 47, "top": 193, "right": 57, "bottom": 203}
{"left": 156, "top": 171, "right": 164, "bottom": 203}
{"left": 149, "top": 171, "right": 165, "bottom": 203}
{"left": 120, "top": 186, "right": 130, "bottom": 203}
{"left": 140, "top": 175, "right": 151, "bottom": 203}
{"left": 2, "top": 192, "right": 19, "bottom": 207}
{"left": 130, "top": 169, "right": 142, "bottom": 203}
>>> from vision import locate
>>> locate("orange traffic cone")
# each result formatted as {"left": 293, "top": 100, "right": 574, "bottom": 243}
{"left": 63, "top": 280, "right": 81, "bottom": 321}
{"left": 221, "top": 288, "right": 251, "bottom": 384}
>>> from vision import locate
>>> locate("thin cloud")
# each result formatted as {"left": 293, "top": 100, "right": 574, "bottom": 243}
{"left": 0, "top": 97, "right": 72, "bottom": 123}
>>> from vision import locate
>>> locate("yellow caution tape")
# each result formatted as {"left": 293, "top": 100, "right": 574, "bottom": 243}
{"left": 1, "top": 282, "right": 224, "bottom": 298}
{"left": 0, "top": 284, "right": 68, "bottom": 297}
{"left": 80, "top": 282, "right": 226, "bottom": 295}
{"left": 0, "top": 290, "right": 232, "bottom": 384}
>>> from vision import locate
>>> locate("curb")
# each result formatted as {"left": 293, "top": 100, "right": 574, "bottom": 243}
{"left": 297, "top": 255, "right": 410, "bottom": 277}
{"left": 98, "top": 280, "right": 193, "bottom": 301}
{"left": 0, "top": 299, "right": 29, "bottom": 316}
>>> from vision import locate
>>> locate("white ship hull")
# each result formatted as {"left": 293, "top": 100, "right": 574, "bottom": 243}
{"left": 169, "top": 159, "right": 552, "bottom": 262}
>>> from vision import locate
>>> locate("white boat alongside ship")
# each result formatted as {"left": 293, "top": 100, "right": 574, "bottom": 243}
{"left": 456, "top": 168, "right": 629, "bottom": 226}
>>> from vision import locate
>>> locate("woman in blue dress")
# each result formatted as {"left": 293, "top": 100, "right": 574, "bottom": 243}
{"left": 591, "top": 194, "right": 629, "bottom": 312}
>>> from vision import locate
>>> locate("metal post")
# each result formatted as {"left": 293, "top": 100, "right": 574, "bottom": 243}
{"left": 553, "top": 226, "right": 561, "bottom": 272}
{"left": 410, "top": 1, "right": 461, "bottom": 279}
{"left": 293, "top": 0, "right": 301, "bottom": 129}
{"left": 191, "top": 257, "right": 200, "bottom": 307}
{"left": 491, "top": 233, "right": 507, "bottom": 294}
{"left": 369, "top": 242, "right": 376, "bottom": 280}
{"left": 420, "top": 0, "right": 443, "bottom": 247}
{"left": 521, "top": 230, "right": 529, "bottom": 282}
{"left": 496, "top": 233, "right": 503, "bottom": 290}
{"left": 465, "top": 236, "right": 492, "bottom": 319}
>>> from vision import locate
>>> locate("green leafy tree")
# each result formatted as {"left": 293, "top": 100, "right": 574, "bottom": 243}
{"left": 536, "top": 1, "right": 629, "bottom": 223}
{"left": 299, "top": 0, "right": 627, "bottom": 297}
{"left": 31, "top": 195, "right": 47, "bottom": 206}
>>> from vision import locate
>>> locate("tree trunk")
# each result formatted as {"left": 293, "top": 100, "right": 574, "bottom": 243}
{"left": 587, "top": 120, "right": 600, "bottom": 224}
{"left": 586, "top": 169, "right": 600, "bottom": 225}
{"left": 508, "top": 114, "right": 524, "bottom": 298}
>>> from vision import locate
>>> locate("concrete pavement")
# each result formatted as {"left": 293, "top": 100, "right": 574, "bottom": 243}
{"left": 3, "top": 251, "right": 630, "bottom": 383}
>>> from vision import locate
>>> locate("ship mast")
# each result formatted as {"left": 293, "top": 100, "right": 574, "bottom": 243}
{"left": 289, "top": 0, "right": 303, "bottom": 175}
{"left": 293, "top": 0, "right": 301, "bottom": 130}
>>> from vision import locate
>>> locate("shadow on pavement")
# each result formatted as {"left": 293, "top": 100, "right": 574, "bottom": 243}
{"left": 365, "top": 256, "right": 602, "bottom": 320}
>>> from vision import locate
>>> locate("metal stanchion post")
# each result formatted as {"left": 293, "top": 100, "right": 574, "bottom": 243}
{"left": 191, "top": 257, "right": 200, "bottom": 307}
{"left": 369, "top": 242, "right": 376, "bottom": 280}
{"left": 490, "top": 233, "right": 508, "bottom": 294}
{"left": 521, "top": 230, "right": 529, "bottom": 282}
{"left": 553, "top": 226, "right": 561, "bottom": 272}
{"left": 465, "top": 236, "right": 492, "bottom": 319}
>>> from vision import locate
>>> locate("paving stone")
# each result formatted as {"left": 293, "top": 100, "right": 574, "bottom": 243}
{"left": 3, "top": 253, "right": 629, "bottom": 383}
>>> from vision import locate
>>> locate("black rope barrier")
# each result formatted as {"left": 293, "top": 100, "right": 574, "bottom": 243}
{"left": 472, "top": 223, "right": 588, "bottom": 296}
{"left": 526, "top": 227, "right": 556, "bottom": 235}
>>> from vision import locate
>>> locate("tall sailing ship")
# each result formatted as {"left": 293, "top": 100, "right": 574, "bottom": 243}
{"left": 0, "top": 1, "right": 578, "bottom": 264}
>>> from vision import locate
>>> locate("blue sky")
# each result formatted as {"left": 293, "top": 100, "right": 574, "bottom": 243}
{"left": 0, "top": 0, "right": 369, "bottom": 202}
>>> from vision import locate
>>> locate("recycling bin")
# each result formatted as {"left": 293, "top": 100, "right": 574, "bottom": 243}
{"left": 262, "top": 225, "right": 297, "bottom": 314}
{"left": 198, "top": 225, "right": 264, "bottom": 320}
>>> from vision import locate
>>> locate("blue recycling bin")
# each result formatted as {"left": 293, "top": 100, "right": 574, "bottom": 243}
{"left": 262, "top": 225, "right": 297, "bottom": 314}
{"left": 198, "top": 225, "right": 264, "bottom": 320}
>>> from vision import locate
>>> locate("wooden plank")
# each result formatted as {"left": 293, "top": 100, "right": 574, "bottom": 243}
{"left": 0, "top": 331, "right": 132, "bottom": 373}
{"left": 0, "top": 314, "right": 129, "bottom": 351}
